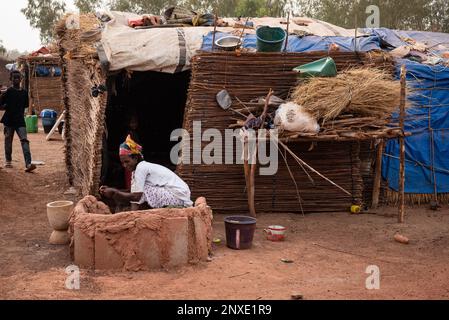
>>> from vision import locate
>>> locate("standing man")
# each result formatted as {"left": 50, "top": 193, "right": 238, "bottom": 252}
{"left": 0, "top": 71, "right": 36, "bottom": 172}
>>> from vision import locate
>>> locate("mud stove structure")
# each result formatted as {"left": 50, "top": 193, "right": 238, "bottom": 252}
{"left": 69, "top": 196, "right": 213, "bottom": 271}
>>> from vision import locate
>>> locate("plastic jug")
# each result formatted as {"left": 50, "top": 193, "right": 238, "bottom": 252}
{"left": 25, "top": 115, "right": 38, "bottom": 133}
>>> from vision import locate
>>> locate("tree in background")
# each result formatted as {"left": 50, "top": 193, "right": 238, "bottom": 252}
{"left": 21, "top": 0, "right": 66, "bottom": 43}
{"left": 297, "top": 0, "right": 449, "bottom": 33}
{"left": 22, "top": 0, "right": 449, "bottom": 43}
{"left": 74, "top": 0, "right": 103, "bottom": 13}
{"left": 0, "top": 40, "right": 6, "bottom": 56}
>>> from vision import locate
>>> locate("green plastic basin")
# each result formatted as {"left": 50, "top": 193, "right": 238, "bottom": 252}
{"left": 293, "top": 57, "right": 338, "bottom": 78}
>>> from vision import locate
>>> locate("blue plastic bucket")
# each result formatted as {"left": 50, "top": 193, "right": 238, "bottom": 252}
{"left": 40, "top": 109, "right": 57, "bottom": 118}
{"left": 40, "top": 109, "right": 57, "bottom": 133}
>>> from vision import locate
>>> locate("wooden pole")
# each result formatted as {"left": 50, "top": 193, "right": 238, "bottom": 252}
{"left": 211, "top": 13, "right": 218, "bottom": 51}
{"left": 243, "top": 89, "right": 273, "bottom": 218}
{"left": 371, "top": 139, "right": 385, "bottom": 209}
{"left": 27, "top": 62, "right": 33, "bottom": 115}
{"left": 46, "top": 110, "right": 65, "bottom": 141}
{"left": 283, "top": 11, "right": 290, "bottom": 52}
{"left": 248, "top": 144, "right": 257, "bottom": 218}
{"left": 398, "top": 65, "right": 406, "bottom": 223}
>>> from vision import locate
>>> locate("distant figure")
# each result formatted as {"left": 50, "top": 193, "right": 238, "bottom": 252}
{"left": 0, "top": 71, "right": 36, "bottom": 172}
{"left": 127, "top": 113, "right": 141, "bottom": 144}
{"left": 99, "top": 135, "right": 192, "bottom": 211}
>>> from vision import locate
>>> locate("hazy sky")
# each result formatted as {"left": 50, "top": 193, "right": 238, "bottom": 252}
{"left": 0, "top": 0, "right": 77, "bottom": 52}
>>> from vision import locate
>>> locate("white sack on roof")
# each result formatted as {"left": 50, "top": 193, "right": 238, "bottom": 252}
{"left": 101, "top": 11, "right": 216, "bottom": 73}
{"left": 100, "top": 11, "right": 361, "bottom": 73}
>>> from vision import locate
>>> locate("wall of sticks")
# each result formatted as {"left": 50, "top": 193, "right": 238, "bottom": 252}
{"left": 19, "top": 56, "right": 64, "bottom": 114}
{"left": 177, "top": 51, "right": 396, "bottom": 214}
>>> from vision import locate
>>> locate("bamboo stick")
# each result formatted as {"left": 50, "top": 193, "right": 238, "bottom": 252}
{"left": 398, "top": 65, "right": 406, "bottom": 223}
{"left": 248, "top": 144, "right": 257, "bottom": 217}
{"left": 371, "top": 139, "right": 384, "bottom": 209}
{"left": 211, "top": 13, "right": 218, "bottom": 52}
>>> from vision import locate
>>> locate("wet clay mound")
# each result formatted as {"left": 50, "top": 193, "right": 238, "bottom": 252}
{"left": 69, "top": 196, "right": 213, "bottom": 271}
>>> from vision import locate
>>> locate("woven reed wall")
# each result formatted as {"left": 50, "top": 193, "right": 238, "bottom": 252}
{"left": 29, "top": 76, "right": 63, "bottom": 114}
{"left": 177, "top": 51, "right": 393, "bottom": 213}
{"left": 57, "top": 13, "right": 106, "bottom": 196}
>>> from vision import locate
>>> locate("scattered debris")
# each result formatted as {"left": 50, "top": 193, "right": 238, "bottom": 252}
{"left": 229, "top": 271, "right": 250, "bottom": 279}
{"left": 63, "top": 187, "right": 77, "bottom": 195}
{"left": 281, "top": 258, "right": 294, "bottom": 263}
{"left": 291, "top": 293, "right": 304, "bottom": 300}
{"left": 394, "top": 234, "right": 409, "bottom": 244}
{"left": 31, "top": 160, "right": 45, "bottom": 166}
{"left": 430, "top": 201, "right": 441, "bottom": 211}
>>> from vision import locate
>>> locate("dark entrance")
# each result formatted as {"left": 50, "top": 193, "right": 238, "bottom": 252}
{"left": 101, "top": 70, "right": 191, "bottom": 189}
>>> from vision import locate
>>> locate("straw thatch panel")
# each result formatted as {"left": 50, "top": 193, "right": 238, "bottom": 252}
{"left": 57, "top": 13, "right": 107, "bottom": 196}
{"left": 63, "top": 59, "right": 106, "bottom": 196}
{"left": 177, "top": 51, "right": 394, "bottom": 213}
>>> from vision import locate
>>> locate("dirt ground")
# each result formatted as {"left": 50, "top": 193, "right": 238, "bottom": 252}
{"left": 1, "top": 125, "right": 449, "bottom": 300}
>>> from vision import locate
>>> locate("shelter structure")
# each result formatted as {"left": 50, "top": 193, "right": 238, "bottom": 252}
{"left": 17, "top": 50, "right": 64, "bottom": 114}
{"left": 56, "top": 11, "right": 448, "bottom": 213}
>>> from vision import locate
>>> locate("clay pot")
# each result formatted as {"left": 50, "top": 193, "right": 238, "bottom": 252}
{"left": 49, "top": 230, "right": 70, "bottom": 245}
{"left": 47, "top": 200, "right": 74, "bottom": 245}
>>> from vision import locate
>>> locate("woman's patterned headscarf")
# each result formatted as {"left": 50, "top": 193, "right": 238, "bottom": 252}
{"left": 119, "top": 135, "right": 143, "bottom": 156}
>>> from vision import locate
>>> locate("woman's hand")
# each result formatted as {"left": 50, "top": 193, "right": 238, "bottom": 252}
{"left": 99, "top": 186, "right": 117, "bottom": 199}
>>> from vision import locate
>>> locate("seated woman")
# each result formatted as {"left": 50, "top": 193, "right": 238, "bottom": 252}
{"left": 100, "top": 135, "right": 193, "bottom": 211}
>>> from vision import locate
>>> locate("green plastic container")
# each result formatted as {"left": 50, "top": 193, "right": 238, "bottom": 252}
{"left": 293, "top": 57, "right": 338, "bottom": 78}
{"left": 25, "top": 115, "right": 38, "bottom": 133}
{"left": 256, "top": 26, "right": 286, "bottom": 52}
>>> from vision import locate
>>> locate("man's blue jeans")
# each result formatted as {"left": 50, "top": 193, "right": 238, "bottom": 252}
{"left": 4, "top": 126, "right": 32, "bottom": 166}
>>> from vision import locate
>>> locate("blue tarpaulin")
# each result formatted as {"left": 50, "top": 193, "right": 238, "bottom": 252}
{"left": 202, "top": 31, "right": 382, "bottom": 52}
{"left": 382, "top": 59, "right": 449, "bottom": 193}
{"left": 362, "top": 28, "right": 449, "bottom": 54}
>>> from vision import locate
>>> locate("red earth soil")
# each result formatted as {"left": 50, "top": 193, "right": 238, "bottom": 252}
{"left": 1, "top": 123, "right": 449, "bottom": 299}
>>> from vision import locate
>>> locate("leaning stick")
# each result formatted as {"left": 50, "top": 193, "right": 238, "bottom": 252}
{"left": 211, "top": 12, "right": 218, "bottom": 51}
{"left": 398, "top": 65, "right": 407, "bottom": 223}
{"left": 248, "top": 144, "right": 257, "bottom": 218}
{"left": 371, "top": 139, "right": 385, "bottom": 209}
{"left": 275, "top": 138, "right": 352, "bottom": 196}
{"left": 283, "top": 11, "right": 290, "bottom": 52}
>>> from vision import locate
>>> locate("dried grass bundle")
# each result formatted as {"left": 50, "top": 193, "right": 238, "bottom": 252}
{"left": 55, "top": 13, "right": 99, "bottom": 58}
{"left": 291, "top": 68, "right": 401, "bottom": 123}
